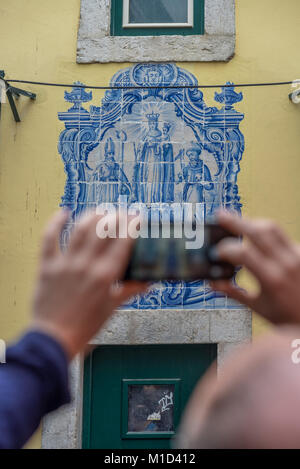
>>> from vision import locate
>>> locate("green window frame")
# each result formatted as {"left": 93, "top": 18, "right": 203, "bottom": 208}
{"left": 111, "top": 0, "right": 205, "bottom": 37}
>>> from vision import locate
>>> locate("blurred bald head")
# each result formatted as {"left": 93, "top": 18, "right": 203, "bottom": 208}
{"left": 177, "top": 328, "right": 300, "bottom": 449}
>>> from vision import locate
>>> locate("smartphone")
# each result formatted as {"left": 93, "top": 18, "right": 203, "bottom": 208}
{"left": 124, "top": 223, "right": 237, "bottom": 282}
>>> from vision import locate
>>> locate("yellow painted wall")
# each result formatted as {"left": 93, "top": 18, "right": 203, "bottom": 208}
{"left": 1, "top": 0, "right": 300, "bottom": 448}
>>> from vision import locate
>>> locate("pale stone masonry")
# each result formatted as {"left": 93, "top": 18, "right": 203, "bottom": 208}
{"left": 77, "top": 0, "right": 236, "bottom": 63}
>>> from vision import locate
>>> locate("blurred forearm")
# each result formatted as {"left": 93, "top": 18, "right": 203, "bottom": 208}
{"left": 0, "top": 331, "right": 70, "bottom": 449}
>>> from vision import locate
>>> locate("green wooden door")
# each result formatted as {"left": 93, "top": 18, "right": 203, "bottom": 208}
{"left": 82, "top": 344, "right": 217, "bottom": 449}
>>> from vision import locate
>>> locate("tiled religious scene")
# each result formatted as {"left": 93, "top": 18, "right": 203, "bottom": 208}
{"left": 57, "top": 63, "right": 245, "bottom": 310}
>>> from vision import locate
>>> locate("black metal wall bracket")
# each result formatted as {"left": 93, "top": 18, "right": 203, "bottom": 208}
{"left": 0, "top": 70, "right": 36, "bottom": 122}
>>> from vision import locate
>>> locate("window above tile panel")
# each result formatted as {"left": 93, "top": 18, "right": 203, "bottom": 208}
{"left": 77, "top": 0, "right": 235, "bottom": 63}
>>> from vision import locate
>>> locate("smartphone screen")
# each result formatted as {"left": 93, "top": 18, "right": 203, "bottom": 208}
{"left": 124, "top": 223, "right": 236, "bottom": 282}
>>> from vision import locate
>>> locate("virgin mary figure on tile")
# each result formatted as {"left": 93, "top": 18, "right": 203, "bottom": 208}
{"left": 90, "top": 137, "right": 131, "bottom": 204}
{"left": 132, "top": 111, "right": 165, "bottom": 203}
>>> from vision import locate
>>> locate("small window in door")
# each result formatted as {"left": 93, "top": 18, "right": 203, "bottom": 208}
{"left": 124, "top": 379, "right": 180, "bottom": 437}
{"left": 111, "top": 0, "right": 205, "bottom": 36}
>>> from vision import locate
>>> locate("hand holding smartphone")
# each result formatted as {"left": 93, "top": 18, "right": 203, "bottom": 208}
{"left": 124, "top": 223, "right": 237, "bottom": 282}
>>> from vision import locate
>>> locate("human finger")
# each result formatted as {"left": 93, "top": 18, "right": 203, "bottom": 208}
{"left": 210, "top": 280, "right": 258, "bottom": 310}
{"left": 217, "top": 210, "right": 292, "bottom": 258}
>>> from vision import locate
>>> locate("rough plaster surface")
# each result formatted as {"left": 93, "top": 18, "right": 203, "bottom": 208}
{"left": 93, "top": 310, "right": 211, "bottom": 345}
{"left": 77, "top": 0, "right": 236, "bottom": 63}
{"left": 217, "top": 340, "right": 250, "bottom": 372}
{"left": 42, "top": 308, "right": 251, "bottom": 449}
{"left": 210, "top": 310, "right": 252, "bottom": 343}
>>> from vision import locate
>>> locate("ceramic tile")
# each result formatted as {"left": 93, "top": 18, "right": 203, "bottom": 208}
{"left": 58, "top": 66, "right": 245, "bottom": 310}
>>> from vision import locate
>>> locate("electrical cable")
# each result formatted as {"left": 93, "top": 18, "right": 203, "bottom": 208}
{"left": 5, "top": 78, "right": 297, "bottom": 91}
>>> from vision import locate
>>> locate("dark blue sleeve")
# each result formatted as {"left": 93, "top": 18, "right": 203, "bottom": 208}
{"left": 0, "top": 331, "right": 70, "bottom": 449}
